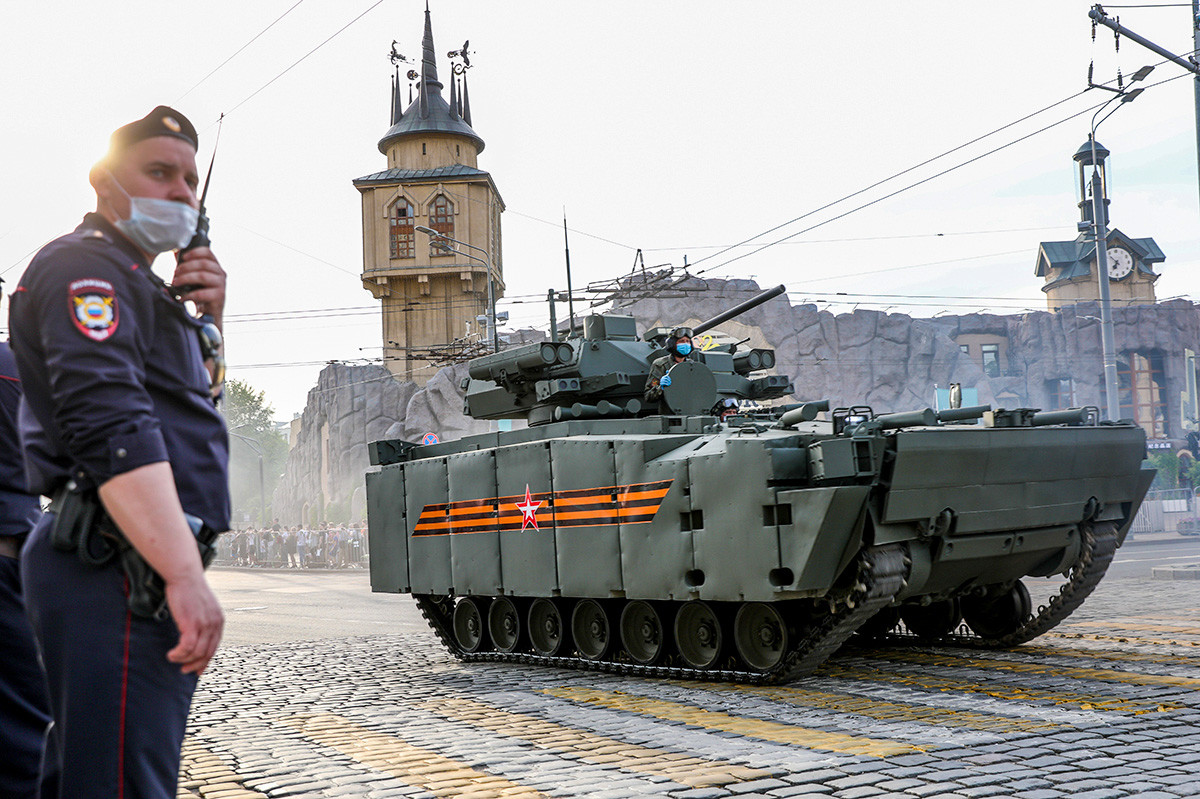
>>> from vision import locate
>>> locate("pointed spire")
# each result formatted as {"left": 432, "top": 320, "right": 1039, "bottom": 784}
{"left": 420, "top": 2, "right": 442, "bottom": 93}
{"left": 392, "top": 68, "right": 404, "bottom": 124}
{"left": 377, "top": 3, "right": 485, "bottom": 155}
{"left": 461, "top": 72, "right": 472, "bottom": 127}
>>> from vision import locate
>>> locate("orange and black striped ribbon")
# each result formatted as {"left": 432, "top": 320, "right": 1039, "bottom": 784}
{"left": 412, "top": 479, "right": 674, "bottom": 537}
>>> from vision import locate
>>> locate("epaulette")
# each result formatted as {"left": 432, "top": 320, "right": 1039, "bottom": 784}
{"left": 78, "top": 228, "right": 113, "bottom": 246}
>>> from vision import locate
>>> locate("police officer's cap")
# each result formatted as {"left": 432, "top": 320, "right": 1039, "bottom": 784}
{"left": 110, "top": 106, "right": 198, "bottom": 153}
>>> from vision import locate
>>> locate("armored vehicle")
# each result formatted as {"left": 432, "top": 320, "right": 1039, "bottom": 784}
{"left": 366, "top": 286, "right": 1154, "bottom": 683}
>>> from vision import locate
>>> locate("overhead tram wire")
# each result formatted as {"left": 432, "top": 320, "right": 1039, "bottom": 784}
{"left": 222, "top": 0, "right": 388, "bottom": 119}
{"left": 610, "top": 57, "right": 1196, "bottom": 310}
{"left": 175, "top": 0, "right": 310, "bottom": 103}
{"left": 693, "top": 69, "right": 1195, "bottom": 281}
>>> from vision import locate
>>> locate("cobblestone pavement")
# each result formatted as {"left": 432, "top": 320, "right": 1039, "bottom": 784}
{"left": 179, "top": 557, "right": 1200, "bottom": 799}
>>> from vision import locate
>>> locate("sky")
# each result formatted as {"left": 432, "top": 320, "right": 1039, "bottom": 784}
{"left": 2, "top": 1, "right": 1198, "bottom": 421}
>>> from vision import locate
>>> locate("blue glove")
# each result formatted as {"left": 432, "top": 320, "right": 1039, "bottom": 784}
{"left": 659, "top": 375, "right": 672, "bottom": 387}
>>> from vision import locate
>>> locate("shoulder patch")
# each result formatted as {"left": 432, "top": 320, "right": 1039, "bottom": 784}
{"left": 69, "top": 278, "right": 119, "bottom": 341}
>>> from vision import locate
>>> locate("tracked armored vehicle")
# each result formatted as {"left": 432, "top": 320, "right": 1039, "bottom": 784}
{"left": 365, "top": 285, "right": 1154, "bottom": 683}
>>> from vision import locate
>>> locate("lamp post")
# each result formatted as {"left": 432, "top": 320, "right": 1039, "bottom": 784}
{"left": 415, "top": 225, "right": 499, "bottom": 351}
{"left": 229, "top": 430, "right": 266, "bottom": 527}
{"left": 1086, "top": 85, "right": 1147, "bottom": 422}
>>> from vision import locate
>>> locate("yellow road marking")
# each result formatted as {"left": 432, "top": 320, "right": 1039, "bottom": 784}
{"left": 416, "top": 696, "right": 770, "bottom": 788}
{"left": 544, "top": 687, "right": 923, "bottom": 757}
{"left": 288, "top": 714, "right": 549, "bottom": 798}
{"left": 821, "top": 665, "right": 1179, "bottom": 714}
{"left": 1005, "top": 642, "right": 1200, "bottom": 666}
{"left": 687, "top": 682, "right": 1067, "bottom": 730}
{"left": 1048, "top": 632, "right": 1200, "bottom": 648}
{"left": 863, "top": 650, "right": 1200, "bottom": 689}
{"left": 1061, "top": 620, "right": 1200, "bottom": 635}
{"left": 177, "top": 740, "right": 268, "bottom": 798}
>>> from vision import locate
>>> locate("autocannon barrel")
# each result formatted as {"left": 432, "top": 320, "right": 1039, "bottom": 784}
{"left": 693, "top": 284, "right": 787, "bottom": 336}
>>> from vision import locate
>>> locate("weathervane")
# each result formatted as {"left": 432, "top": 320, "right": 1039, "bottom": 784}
{"left": 447, "top": 40, "right": 471, "bottom": 74}
{"left": 388, "top": 40, "right": 412, "bottom": 67}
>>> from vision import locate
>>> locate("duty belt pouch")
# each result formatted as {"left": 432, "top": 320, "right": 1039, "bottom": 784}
{"left": 51, "top": 483, "right": 219, "bottom": 619}
{"left": 50, "top": 482, "right": 99, "bottom": 554}
{"left": 119, "top": 515, "right": 218, "bottom": 620}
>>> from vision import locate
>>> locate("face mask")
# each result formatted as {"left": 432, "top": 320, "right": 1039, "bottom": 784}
{"left": 675, "top": 342, "right": 692, "bottom": 356}
{"left": 107, "top": 171, "right": 199, "bottom": 255}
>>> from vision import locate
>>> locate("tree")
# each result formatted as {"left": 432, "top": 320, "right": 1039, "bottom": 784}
{"left": 222, "top": 379, "right": 289, "bottom": 526}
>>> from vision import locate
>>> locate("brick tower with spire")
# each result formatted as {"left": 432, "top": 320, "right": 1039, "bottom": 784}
{"left": 355, "top": 4, "right": 504, "bottom": 385}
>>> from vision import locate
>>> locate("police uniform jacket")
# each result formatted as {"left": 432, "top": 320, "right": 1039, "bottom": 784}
{"left": 0, "top": 343, "right": 39, "bottom": 539}
{"left": 9, "top": 213, "right": 230, "bottom": 532}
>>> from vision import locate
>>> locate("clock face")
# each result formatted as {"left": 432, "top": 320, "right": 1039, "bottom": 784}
{"left": 1107, "top": 247, "right": 1134, "bottom": 280}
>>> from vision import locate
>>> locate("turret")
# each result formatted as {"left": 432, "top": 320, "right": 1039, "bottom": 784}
{"left": 463, "top": 284, "right": 793, "bottom": 425}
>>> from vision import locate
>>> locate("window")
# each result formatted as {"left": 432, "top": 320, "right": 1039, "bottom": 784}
{"left": 981, "top": 344, "right": 1000, "bottom": 378}
{"left": 389, "top": 200, "right": 415, "bottom": 259}
{"left": 1045, "top": 378, "right": 1075, "bottom": 410}
{"left": 959, "top": 344, "right": 970, "bottom": 355}
{"left": 429, "top": 195, "right": 454, "bottom": 255}
{"left": 1117, "top": 351, "right": 1167, "bottom": 437}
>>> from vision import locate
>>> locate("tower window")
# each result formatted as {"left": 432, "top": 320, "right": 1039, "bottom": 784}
{"left": 429, "top": 194, "right": 454, "bottom": 255}
{"left": 389, "top": 200, "right": 415, "bottom": 259}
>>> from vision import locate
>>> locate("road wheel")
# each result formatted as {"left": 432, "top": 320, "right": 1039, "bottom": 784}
{"left": 963, "top": 582, "right": 1032, "bottom": 640}
{"left": 452, "top": 596, "right": 490, "bottom": 653}
{"left": 733, "top": 602, "right": 788, "bottom": 672}
{"left": 901, "top": 598, "right": 963, "bottom": 640}
{"left": 571, "top": 599, "right": 613, "bottom": 661}
{"left": 528, "top": 598, "right": 570, "bottom": 657}
{"left": 674, "top": 601, "right": 724, "bottom": 669}
{"left": 620, "top": 600, "right": 669, "bottom": 665}
{"left": 488, "top": 596, "right": 524, "bottom": 653}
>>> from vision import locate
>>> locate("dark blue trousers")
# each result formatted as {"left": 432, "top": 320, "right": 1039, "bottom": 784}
{"left": 22, "top": 515, "right": 197, "bottom": 799}
{"left": 0, "top": 548, "right": 51, "bottom": 797}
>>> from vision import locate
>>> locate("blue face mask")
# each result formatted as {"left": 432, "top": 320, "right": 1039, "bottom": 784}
{"left": 675, "top": 342, "right": 692, "bottom": 356}
{"left": 107, "top": 171, "right": 199, "bottom": 255}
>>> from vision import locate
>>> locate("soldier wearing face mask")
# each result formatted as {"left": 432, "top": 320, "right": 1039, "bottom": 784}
{"left": 643, "top": 327, "right": 696, "bottom": 409}
{"left": 9, "top": 106, "right": 228, "bottom": 797}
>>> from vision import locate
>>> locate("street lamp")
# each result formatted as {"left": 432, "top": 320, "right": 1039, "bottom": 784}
{"left": 415, "top": 225, "right": 499, "bottom": 350}
{"left": 1084, "top": 78, "right": 1148, "bottom": 422}
{"left": 229, "top": 430, "right": 266, "bottom": 527}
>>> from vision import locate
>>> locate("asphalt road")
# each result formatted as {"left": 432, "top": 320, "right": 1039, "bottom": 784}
{"left": 183, "top": 540, "right": 1200, "bottom": 799}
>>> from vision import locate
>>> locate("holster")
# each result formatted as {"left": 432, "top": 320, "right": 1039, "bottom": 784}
{"left": 49, "top": 482, "right": 220, "bottom": 619}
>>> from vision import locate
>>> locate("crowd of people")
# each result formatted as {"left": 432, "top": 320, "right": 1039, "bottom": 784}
{"left": 217, "top": 522, "right": 368, "bottom": 569}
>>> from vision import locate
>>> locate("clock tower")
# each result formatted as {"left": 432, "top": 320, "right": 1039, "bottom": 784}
{"left": 1035, "top": 136, "right": 1163, "bottom": 311}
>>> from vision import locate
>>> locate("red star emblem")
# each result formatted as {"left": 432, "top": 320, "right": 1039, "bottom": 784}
{"left": 514, "top": 484, "right": 542, "bottom": 530}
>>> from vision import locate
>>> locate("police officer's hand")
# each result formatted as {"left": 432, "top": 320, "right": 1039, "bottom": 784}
{"left": 165, "top": 573, "right": 225, "bottom": 675}
{"left": 659, "top": 375, "right": 671, "bottom": 387}
{"left": 172, "top": 246, "right": 226, "bottom": 325}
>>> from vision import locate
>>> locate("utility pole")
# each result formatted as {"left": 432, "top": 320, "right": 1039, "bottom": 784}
{"left": 1194, "top": 0, "right": 1200, "bottom": 213}
{"left": 1088, "top": 5, "right": 1200, "bottom": 209}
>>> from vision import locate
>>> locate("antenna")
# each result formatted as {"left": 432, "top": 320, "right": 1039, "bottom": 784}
{"left": 563, "top": 211, "right": 576, "bottom": 333}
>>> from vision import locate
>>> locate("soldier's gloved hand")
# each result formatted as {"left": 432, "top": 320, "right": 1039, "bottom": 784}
{"left": 659, "top": 375, "right": 671, "bottom": 387}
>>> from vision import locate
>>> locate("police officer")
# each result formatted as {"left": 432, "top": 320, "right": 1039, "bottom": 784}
{"left": 0, "top": 339, "right": 50, "bottom": 797}
{"left": 643, "top": 327, "right": 695, "bottom": 408}
{"left": 10, "top": 106, "right": 228, "bottom": 797}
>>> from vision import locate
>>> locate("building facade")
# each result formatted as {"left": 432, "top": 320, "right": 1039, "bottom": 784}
{"left": 355, "top": 7, "right": 504, "bottom": 385}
